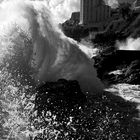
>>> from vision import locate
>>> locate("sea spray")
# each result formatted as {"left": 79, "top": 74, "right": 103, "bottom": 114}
{"left": 117, "top": 37, "right": 140, "bottom": 50}
{"left": 0, "top": 0, "right": 103, "bottom": 93}
{"left": 0, "top": 0, "right": 104, "bottom": 139}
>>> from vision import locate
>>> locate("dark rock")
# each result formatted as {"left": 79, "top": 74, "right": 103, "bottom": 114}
{"left": 34, "top": 79, "right": 86, "bottom": 116}
{"left": 94, "top": 50, "right": 140, "bottom": 84}
{"left": 123, "top": 60, "right": 140, "bottom": 84}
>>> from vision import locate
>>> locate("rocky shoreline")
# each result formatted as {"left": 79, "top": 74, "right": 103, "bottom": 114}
{"left": 94, "top": 50, "right": 140, "bottom": 85}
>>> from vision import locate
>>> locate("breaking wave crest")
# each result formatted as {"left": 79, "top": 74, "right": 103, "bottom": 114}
{"left": 0, "top": 0, "right": 103, "bottom": 139}
{"left": 0, "top": 0, "right": 103, "bottom": 93}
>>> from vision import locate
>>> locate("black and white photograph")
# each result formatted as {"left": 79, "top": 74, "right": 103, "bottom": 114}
{"left": 0, "top": 0, "right": 140, "bottom": 139}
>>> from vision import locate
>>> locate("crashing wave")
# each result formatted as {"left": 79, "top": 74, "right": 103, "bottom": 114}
{"left": 0, "top": 0, "right": 103, "bottom": 139}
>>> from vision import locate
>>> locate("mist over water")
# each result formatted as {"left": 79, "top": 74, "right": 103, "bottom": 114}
{"left": 117, "top": 37, "right": 140, "bottom": 50}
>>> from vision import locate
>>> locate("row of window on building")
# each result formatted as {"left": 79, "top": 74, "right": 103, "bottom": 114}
{"left": 79, "top": 0, "right": 140, "bottom": 31}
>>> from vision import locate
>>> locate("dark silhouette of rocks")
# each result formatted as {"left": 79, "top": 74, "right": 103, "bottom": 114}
{"left": 94, "top": 50, "right": 140, "bottom": 84}
{"left": 35, "top": 79, "right": 86, "bottom": 115}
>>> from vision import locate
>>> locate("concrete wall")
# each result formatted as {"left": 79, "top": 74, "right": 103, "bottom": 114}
{"left": 80, "top": 0, "right": 111, "bottom": 30}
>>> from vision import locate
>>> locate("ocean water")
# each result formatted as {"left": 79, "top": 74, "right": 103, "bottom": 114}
{"left": 0, "top": 0, "right": 140, "bottom": 139}
{"left": 106, "top": 84, "right": 140, "bottom": 117}
{"left": 0, "top": 0, "right": 103, "bottom": 139}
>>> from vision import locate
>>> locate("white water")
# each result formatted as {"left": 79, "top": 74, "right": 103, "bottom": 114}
{"left": 1, "top": 0, "right": 140, "bottom": 139}
{"left": 117, "top": 37, "right": 140, "bottom": 50}
{"left": 106, "top": 84, "right": 140, "bottom": 104}
{"left": 105, "top": 83, "right": 140, "bottom": 122}
{"left": 0, "top": 0, "right": 103, "bottom": 139}
{"left": 0, "top": 0, "right": 103, "bottom": 93}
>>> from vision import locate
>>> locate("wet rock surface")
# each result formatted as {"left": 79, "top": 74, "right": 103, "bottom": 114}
{"left": 94, "top": 50, "right": 140, "bottom": 85}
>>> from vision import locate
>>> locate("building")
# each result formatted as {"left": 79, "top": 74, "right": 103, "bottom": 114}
{"left": 79, "top": 0, "right": 140, "bottom": 31}
{"left": 80, "top": 0, "right": 111, "bottom": 31}
{"left": 70, "top": 12, "right": 80, "bottom": 24}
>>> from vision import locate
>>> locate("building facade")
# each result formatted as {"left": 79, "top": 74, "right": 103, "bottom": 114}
{"left": 70, "top": 12, "right": 80, "bottom": 22}
{"left": 80, "top": 0, "right": 111, "bottom": 30}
